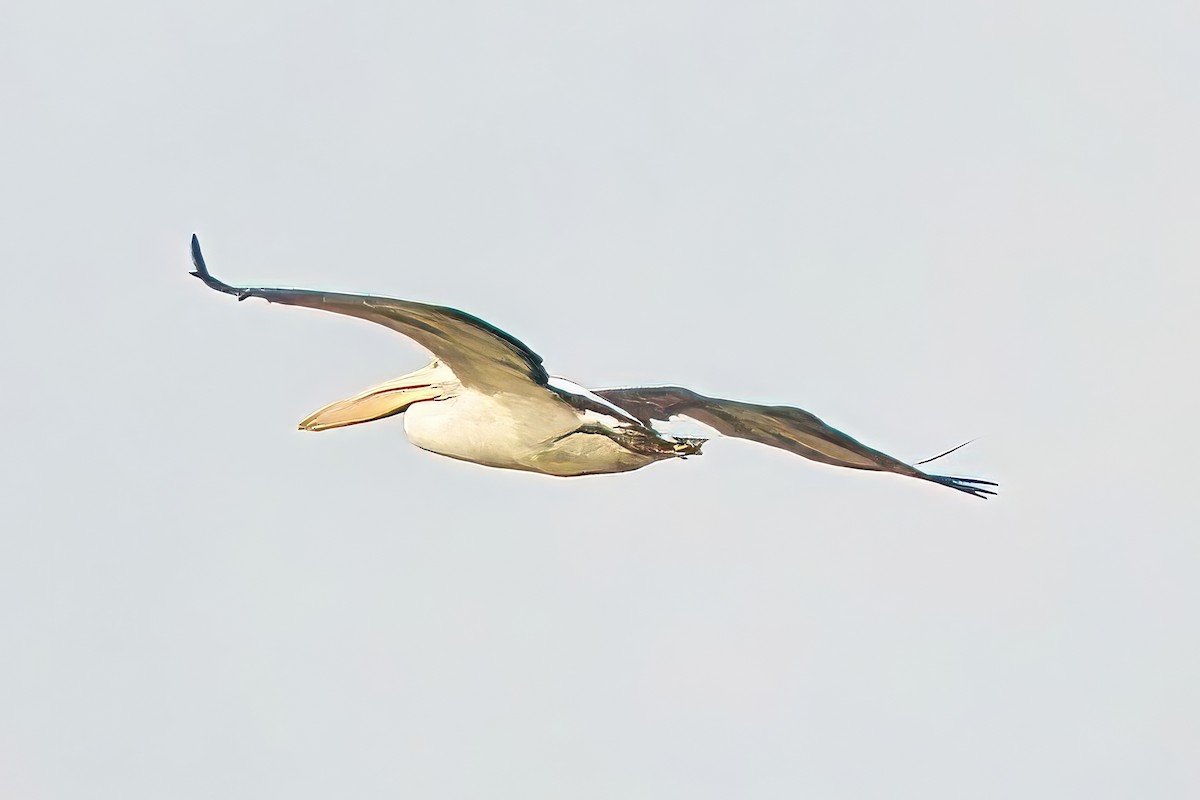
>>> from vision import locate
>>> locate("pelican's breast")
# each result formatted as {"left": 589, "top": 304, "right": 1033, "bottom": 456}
{"left": 403, "top": 387, "right": 582, "bottom": 470}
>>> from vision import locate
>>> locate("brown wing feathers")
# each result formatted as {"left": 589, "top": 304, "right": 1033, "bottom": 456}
{"left": 597, "top": 386, "right": 996, "bottom": 498}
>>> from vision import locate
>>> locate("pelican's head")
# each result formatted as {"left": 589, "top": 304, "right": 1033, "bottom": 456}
{"left": 297, "top": 360, "right": 455, "bottom": 432}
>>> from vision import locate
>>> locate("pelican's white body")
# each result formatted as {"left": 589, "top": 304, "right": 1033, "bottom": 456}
{"left": 404, "top": 383, "right": 660, "bottom": 476}
{"left": 298, "top": 360, "right": 669, "bottom": 477}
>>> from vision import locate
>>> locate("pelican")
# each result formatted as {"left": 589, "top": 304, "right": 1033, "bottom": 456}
{"left": 189, "top": 235, "right": 996, "bottom": 498}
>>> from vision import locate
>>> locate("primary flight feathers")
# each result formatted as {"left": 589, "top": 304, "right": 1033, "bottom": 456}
{"left": 190, "top": 235, "right": 996, "bottom": 497}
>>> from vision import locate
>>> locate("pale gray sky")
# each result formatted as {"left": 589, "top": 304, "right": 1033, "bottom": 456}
{"left": 2, "top": 1, "right": 1197, "bottom": 798}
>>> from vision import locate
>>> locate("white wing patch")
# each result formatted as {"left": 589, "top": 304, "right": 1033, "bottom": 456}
{"left": 651, "top": 414, "right": 723, "bottom": 440}
{"left": 546, "top": 376, "right": 645, "bottom": 428}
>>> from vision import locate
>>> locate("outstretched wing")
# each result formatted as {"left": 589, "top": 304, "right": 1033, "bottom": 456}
{"left": 190, "top": 235, "right": 548, "bottom": 390}
{"left": 595, "top": 386, "right": 997, "bottom": 498}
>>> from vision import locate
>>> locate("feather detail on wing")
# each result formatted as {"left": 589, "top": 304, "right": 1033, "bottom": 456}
{"left": 596, "top": 386, "right": 997, "bottom": 498}
{"left": 190, "top": 235, "right": 547, "bottom": 391}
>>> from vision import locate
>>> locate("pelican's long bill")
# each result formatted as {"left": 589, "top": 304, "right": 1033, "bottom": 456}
{"left": 189, "top": 235, "right": 997, "bottom": 498}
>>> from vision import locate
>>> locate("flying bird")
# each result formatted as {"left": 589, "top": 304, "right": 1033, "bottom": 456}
{"left": 190, "top": 235, "right": 996, "bottom": 498}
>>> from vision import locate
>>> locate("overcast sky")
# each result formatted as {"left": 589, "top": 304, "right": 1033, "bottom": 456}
{"left": 2, "top": 1, "right": 1197, "bottom": 798}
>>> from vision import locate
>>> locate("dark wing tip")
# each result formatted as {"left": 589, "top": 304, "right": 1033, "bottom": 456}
{"left": 189, "top": 234, "right": 245, "bottom": 297}
{"left": 190, "top": 233, "right": 207, "bottom": 273}
{"left": 925, "top": 473, "right": 999, "bottom": 499}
